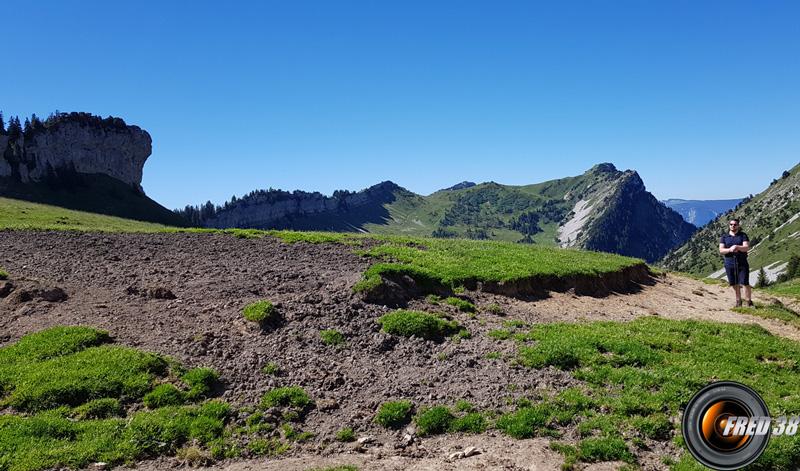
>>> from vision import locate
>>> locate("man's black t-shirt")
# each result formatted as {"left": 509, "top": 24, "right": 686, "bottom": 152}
{"left": 720, "top": 231, "right": 749, "bottom": 267}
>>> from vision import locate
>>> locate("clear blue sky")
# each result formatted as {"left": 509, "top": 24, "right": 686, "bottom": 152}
{"left": 3, "top": 1, "right": 799, "bottom": 209}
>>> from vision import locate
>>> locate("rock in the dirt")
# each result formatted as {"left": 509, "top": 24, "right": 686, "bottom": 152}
{"left": 463, "top": 446, "right": 481, "bottom": 457}
{"left": 316, "top": 398, "right": 339, "bottom": 411}
{"left": 448, "top": 451, "right": 465, "bottom": 460}
{"left": 146, "top": 287, "right": 176, "bottom": 299}
{"left": 357, "top": 436, "right": 375, "bottom": 445}
{"left": 6, "top": 286, "right": 67, "bottom": 304}
{"left": 0, "top": 281, "right": 13, "bottom": 298}
{"left": 93, "top": 463, "right": 108, "bottom": 470}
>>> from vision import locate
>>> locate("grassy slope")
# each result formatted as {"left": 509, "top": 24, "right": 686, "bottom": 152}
{"left": 0, "top": 174, "right": 188, "bottom": 227}
{"left": 660, "top": 162, "right": 800, "bottom": 276}
{"left": 0, "top": 197, "right": 171, "bottom": 232}
{"left": 0, "top": 327, "right": 233, "bottom": 471}
{"left": 498, "top": 317, "right": 800, "bottom": 470}
{"left": 363, "top": 173, "right": 591, "bottom": 244}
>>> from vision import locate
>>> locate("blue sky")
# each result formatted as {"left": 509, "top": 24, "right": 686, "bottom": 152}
{"left": 3, "top": 1, "right": 799, "bottom": 209}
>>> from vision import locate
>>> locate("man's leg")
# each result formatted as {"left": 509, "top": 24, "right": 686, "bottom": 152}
{"left": 744, "top": 285, "right": 752, "bottom": 304}
{"left": 732, "top": 284, "right": 742, "bottom": 306}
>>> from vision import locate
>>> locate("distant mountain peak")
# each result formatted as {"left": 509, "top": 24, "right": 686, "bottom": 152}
{"left": 589, "top": 163, "right": 619, "bottom": 174}
{"left": 441, "top": 181, "right": 476, "bottom": 191}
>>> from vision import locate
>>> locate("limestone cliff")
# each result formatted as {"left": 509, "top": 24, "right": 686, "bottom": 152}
{"left": 1, "top": 112, "right": 151, "bottom": 190}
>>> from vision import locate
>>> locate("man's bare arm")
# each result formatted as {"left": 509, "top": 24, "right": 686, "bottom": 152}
{"left": 719, "top": 243, "right": 733, "bottom": 254}
{"left": 738, "top": 240, "right": 750, "bottom": 253}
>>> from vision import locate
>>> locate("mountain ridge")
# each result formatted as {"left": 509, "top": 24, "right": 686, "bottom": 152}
{"left": 178, "top": 163, "right": 695, "bottom": 262}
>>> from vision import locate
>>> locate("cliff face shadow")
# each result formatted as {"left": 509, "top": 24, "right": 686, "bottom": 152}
{"left": 0, "top": 175, "right": 188, "bottom": 227}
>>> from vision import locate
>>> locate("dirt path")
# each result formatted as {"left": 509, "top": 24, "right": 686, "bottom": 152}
{"left": 2, "top": 231, "right": 799, "bottom": 471}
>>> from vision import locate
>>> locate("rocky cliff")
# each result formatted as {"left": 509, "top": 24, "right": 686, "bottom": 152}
{"left": 1, "top": 112, "right": 151, "bottom": 190}
{"left": 197, "top": 181, "right": 411, "bottom": 231}
{"left": 0, "top": 112, "right": 186, "bottom": 226}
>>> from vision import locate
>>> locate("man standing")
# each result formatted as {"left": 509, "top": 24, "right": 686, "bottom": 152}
{"left": 719, "top": 218, "right": 753, "bottom": 307}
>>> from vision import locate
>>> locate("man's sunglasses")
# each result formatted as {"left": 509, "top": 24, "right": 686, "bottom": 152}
{"left": 729, "top": 223, "right": 739, "bottom": 226}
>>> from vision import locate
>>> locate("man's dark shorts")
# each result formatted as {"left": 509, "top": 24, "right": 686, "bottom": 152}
{"left": 725, "top": 264, "right": 750, "bottom": 286}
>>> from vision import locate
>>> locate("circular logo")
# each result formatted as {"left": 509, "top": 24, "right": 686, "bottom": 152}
{"left": 682, "top": 382, "right": 770, "bottom": 470}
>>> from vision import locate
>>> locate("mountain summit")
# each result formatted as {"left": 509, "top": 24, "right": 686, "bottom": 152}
{"left": 179, "top": 163, "right": 694, "bottom": 261}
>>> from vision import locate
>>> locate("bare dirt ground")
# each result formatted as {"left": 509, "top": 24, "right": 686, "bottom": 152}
{"left": 2, "top": 231, "right": 798, "bottom": 471}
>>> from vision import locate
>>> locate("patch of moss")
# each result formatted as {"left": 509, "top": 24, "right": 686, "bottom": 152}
{"left": 260, "top": 386, "right": 313, "bottom": 411}
{"left": 445, "top": 296, "right": 476, "bottom": 312}
{"left": 335, "top": 427, "right": 356, "bottom": 442}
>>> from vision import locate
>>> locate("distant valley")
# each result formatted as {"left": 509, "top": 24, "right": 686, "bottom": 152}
{"left": 662, "top": 198, "right": 743, "bottom": 227}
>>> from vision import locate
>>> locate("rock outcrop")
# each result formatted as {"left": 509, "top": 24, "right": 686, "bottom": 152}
{"left": 202, "top": 181, "right": 408, "bottom": 230}
{"left": 1, "top": 112, "right": 151, "bottom": 190}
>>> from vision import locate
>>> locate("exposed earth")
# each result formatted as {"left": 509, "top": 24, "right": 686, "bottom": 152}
{"left": 1, "top": 231, "right": 798, "bottom": 471}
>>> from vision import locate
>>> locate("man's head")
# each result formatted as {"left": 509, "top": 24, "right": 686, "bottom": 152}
{"left": 729, "top": 218, "right": 740, "bottom": 233}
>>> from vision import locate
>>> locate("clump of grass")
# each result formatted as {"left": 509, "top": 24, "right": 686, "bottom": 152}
{"left": 71, "top": 398, "right": 123, "bottom": 420}
{"left": 242, "top": 300, "right": 277, "bottom": 324}
{"left": 143, "top": 383, "right": 186, "bottom": 408}
{"left": 486, "top": 303, "right": 504, "bottom": 315}
{"left": 374, "top": 400, "right": 413, "bottom": 429}
{"left": 260, "top": 386, "right": 313, "bottom": 411}
{"left": 416, "top": 406, "right": 455, "bottom": 436}
{"left": 487, "top": 329, "right": 512, "bottom": 340}
{"left": 281, "top": 423, "right": 314, "bottom": 442}
{"left": 320, "top": 329, "right": 346, "bottom": 346}
{"left": 0, "top": 268, "right": 8, "bottom": 280}
{"left": 377, "top": 310, "right": 464, "bottom": 341}
{"left": 335, "top": 427, "right": 356, "bottom": 442}
{"left": 496, "top": 405, "right": 554, "bottom": 438}
{"left": 177, "top": 445, "right": 212, "bottom": 466}
{"left": 577, "top": 437, "right": 633, "bottom": 463}
{"left": 413, "top": 403, "right": 487, "bottom": 436}
{"left": 485, "top": 351, "right": 502, "bottom": 360}
{"left": 248, "top": 437, "right": 290, "bottom": 456}
{"left": 182, "top": 367, "right": 220, "bottom": 400}
{"left": 425, "top": 294, "right": 442, "bottom": 303}
{"left": 445, "top": 296, "right": 476, "bottom": 312}
{"left": 262, "top": 362, "right": 280, "bottom": 376}
{"left": 732, "top": 301, "right": 800, "bottom": 328}
{"left": 503, "top": 319, "right": 528, "bottom": 329}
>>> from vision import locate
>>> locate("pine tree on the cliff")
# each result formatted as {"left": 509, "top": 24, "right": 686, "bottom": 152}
{"left": 7, "top": 116, "right": 22, "bottom": 139}
{"left": 0, "top": 111, "right": 5, "bottom": 135}
{"left": 30, "top": 113, "right": 43, "bottom": 132}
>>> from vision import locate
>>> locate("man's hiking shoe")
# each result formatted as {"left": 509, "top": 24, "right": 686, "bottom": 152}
{"left": 735, "top": 300, "right": 742, "bottom": 308}
{"left": 746, "top": 300, "right": 754, "bottom": 307}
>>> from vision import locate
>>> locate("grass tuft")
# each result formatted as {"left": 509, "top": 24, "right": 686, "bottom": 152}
{"left": 374, "top": 400, "right": 413, "bottom": 429}
{"left": 335, "top": 427, "right": 356, "bottom": 442}
{"left": 242, "top": 300, "right": 277, "bottom": 324}
{"left": 260, "top": 386, "right": 313, "bottom": 411}
{"left": 445, "top": 297, "right": 476, "bottom": 312}
{"left": 377, "top": 310, "right": 464, "bottom": 341}
{"left": 320, "top": 329, "right": 346, "bottom": 346}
